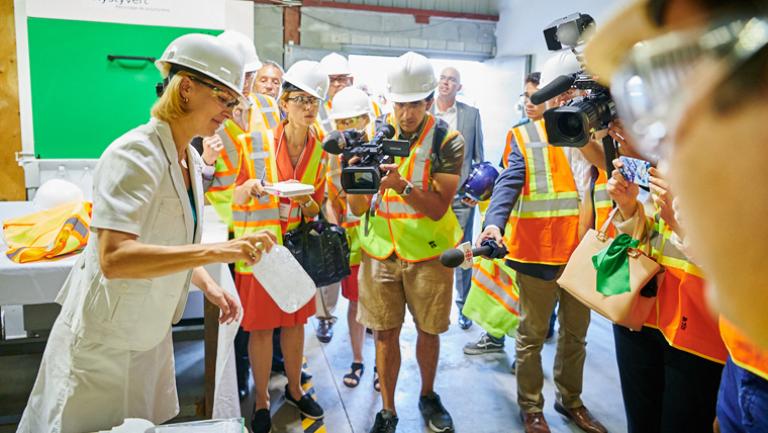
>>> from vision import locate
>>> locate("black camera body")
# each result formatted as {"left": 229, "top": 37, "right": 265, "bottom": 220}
{"left": 543, "top": 78, "right": 616, "bottom": 148}
{"left": 533, "top": 13, "right": 617, "bottom": 148}
{"left": 322, "top": 125, "right": 410, "bottom": 194}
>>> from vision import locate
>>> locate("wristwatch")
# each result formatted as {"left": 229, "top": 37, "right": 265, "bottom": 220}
{"left": 400, "top": 180, "right": 414, "bottom": 197}
{"left": 300, "top": 198, "right": 315, "bottom": 208}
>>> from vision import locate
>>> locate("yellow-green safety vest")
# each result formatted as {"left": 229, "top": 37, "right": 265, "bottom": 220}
{"left": 360, "top": 113, "right": 462, "bottom": 262}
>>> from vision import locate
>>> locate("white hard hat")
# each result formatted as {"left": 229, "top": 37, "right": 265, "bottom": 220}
{"left": 330, "top": 87, "right": 371, "bottom": 120}
{"left": 319, "top": 52, "right": 352, "bottom": 76}
{"left": 386, "top": 51, "right": 437, "bottom": 103}
{"left": 217, "top": 30, "right": 262, "bottom": 73}
{"left": 539, "top": 49, "right": 582, "bottom": 89}
{"left": 33, "top": 179, "right": 84, "bottom": 211}
{"left": 283, "top": 60, "right": 329, "bottom": 100}
{"left": 156, "top": 33, "right": 246, "bottom": 103}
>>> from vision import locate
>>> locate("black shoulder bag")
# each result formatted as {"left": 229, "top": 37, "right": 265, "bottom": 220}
{"left": 283, "top": 210, "right": 351, "bottom": 287}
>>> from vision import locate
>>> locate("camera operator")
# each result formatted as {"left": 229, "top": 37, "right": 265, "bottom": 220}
{"left": 475, "top": 50, "right": 610, "bottom": 433}
{"left": 347, "top": 51, "right": 465, "bottom": 433}
{"left": 584, "top": 0, "right": 768, "bottom": 431}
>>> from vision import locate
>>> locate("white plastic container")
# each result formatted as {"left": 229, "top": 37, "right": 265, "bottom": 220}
{"left": 251, "top": 245, "right": 317, "bottom": 313}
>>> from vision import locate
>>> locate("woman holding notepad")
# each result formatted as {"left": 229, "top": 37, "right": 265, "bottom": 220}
{"left": 232, "top": 60, "right": 329, "bottom": 433}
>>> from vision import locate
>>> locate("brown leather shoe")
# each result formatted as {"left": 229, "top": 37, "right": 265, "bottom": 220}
{"left": 519, "top": 410, "right": 551, "bottom": 433}
{"left": 554, "top": 402, "right": 607, "bottom": 433}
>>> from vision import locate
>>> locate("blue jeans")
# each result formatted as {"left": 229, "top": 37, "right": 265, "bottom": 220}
{"left": 718, "top": 357, "right": 768, "bottom": 433}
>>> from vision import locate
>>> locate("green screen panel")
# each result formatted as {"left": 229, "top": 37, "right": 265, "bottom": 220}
{"left": 27, "top": 18, "right": 220, "bottom": 159}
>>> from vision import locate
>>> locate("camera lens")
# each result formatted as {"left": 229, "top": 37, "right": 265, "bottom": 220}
{"left": 557, "top": 113, "right": 584, "bottom": 138}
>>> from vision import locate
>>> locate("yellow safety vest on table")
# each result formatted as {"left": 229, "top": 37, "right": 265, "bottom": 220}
{"left": 4, "top": 201, "right": 92, "bottom": 263}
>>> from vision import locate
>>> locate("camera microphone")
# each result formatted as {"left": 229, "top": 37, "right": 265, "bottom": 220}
{"left": 322, "top": 130, "right": 347, "bottom": 155}
{"left": 530, "top": 74, "right": 577, "bottom": 105}
{"left": 439, "top": 240, "right": 508, "bottom": 268}
{"left": 371, "top": 124, "right": 396, "bottom": 145}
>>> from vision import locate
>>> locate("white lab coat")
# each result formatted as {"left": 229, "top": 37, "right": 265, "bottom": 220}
{"left": 17, "top": 118, "right": 205, "bottom": 433}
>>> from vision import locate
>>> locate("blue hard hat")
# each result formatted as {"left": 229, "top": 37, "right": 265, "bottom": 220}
{"left": 462, "top": 162, "right": 499, "bottom": 201}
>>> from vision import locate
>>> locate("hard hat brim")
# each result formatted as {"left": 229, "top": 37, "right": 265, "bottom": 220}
{"left": 387, "top": 89, "right": 435, "bottom": 103}
{"left": 245, "top": 60, "right": 263, "bottom": 73}
{"left": 584, "top": 0, "right": 662, "bottom": 85}
{"left": 157, "top": 59, "right": 248, "bottom": 105}
{"left": 283, "top": 77, "right": 327, "bottom": 101}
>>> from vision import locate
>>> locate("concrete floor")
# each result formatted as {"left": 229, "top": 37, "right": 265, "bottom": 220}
{"left": 0, "top": 299, "right": 627, "bottom": 433}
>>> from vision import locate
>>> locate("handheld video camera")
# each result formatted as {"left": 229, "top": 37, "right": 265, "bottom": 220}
{"left": 322, "top": 125, "right": 410, "bottom": 194}
{"left": 531, "top": 13, "right": 617, "bottom": 148}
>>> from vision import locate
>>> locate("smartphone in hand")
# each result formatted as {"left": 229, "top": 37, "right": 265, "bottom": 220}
{"left": 619, "top": 156, "right": 651, "bottom": 188}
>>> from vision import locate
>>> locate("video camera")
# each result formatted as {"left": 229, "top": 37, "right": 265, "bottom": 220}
{"left": 322, "top": 125, "right": 410, "bottom": 194}
{"left": 531, "top": 13, "right": 617, "bottom": 148}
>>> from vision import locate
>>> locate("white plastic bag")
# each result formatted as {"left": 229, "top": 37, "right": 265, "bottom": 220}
{"left": 251, "top": 245, "right": 317, "bottom": 313}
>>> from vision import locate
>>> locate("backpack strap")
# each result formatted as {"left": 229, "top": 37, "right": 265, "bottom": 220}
{"left": 431, "top": 117, "right": 450, "bottom": 164}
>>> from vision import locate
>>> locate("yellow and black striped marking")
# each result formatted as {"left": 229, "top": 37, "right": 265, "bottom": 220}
{"left": 299, "top": 357, "right": 327, "bottom": 433}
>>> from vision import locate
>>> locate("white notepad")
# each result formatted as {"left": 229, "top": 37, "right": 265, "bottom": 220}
{"left": 263, "top": 182, "right": 315, "bottom": 198}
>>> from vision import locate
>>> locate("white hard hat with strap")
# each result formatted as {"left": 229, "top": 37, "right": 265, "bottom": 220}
{"left": 156, "top": 33, "right": 247, "bottom": 104}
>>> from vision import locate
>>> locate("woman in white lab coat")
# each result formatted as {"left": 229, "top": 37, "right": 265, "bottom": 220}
{"left": 17, "top": 33, "right": 276, "bottom": 433}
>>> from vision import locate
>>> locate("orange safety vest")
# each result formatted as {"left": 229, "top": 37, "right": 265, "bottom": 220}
{"left": 720, "top": 318, "right": 768, "bottom": 381}
{"left": 644, "top": 213, "right": 727, "bottom": 363}
{"left": 502, "top": 122, "right": 613, "bottom": 234}
{"left": 502, "top": 119, "right": 580, "bottom": 265}
{"left": 206, "top": 93, "right": 280, "bottom": 229}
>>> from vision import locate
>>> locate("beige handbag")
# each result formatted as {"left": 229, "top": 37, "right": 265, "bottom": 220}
{"left": 557, "top": 207, "right": 663, "bottom": 331}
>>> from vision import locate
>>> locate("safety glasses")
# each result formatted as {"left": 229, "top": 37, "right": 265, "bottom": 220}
{"left": 287, "top": 95, "right": 321, "bottom": 107}
{"left": 188, "top": 75, "right": 241, "bottom": 109}
{"left": 334, "top": 115, "right": 368, "bottom": 129}
{"left": 611, "top": 16, "right": 768, "bottom": 161}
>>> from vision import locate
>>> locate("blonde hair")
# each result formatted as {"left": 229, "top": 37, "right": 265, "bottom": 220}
{"left": 151, "top": 72, "right": 191, "bottom": 122}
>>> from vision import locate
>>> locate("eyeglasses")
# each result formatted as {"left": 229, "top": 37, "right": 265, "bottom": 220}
{"left": 329, "top": 75, "right": 351, "bottom": 84}
{"left": 287, "top": 95, "right": 320, "bottom": 107}
{"left": 188, "top": 75, "right": 240, "bottom": 109}
{"left": 612, "top": 16, "right": 768, "bottom": 161}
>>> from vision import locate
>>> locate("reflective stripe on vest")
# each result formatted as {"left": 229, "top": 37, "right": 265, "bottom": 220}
{"left": 360, "top": 114, "right": 463, "bottom": 262}
{"left": 720, "top": 318, "right": 768, "bottom": 381}
{"left": 206, "top": 95, "right": 280, "bottom": 229}
{"left": 645, "top": 213, "right": 727, "bottom": 363}
{"left": 502, "top": 119, "right": 580, "bottom": 265}
{"left": 593, "top": 169, "right": 614, "bottom": 234}
{"left": 318, "top": 101, "right": 335, "bottom": 134}
{"left": 252, "top": 93, "right": 280, "bottom": 130}
{"left": 232, "top": 126, "right": 281, "bottom": 274}
{"left": 327, "top": 154, "right": 362, "bottom": 265}
{"left": 463, "top": 257, "right": 521, "bottom": 338}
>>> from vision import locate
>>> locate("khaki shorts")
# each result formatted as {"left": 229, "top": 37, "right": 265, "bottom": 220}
{"left": 357, "top": 252, "right": 454, "bottom": 335}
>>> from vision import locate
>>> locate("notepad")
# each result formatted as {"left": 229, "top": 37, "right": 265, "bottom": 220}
{"left": 263, "top": 182, "right": 315, "bottom": 198}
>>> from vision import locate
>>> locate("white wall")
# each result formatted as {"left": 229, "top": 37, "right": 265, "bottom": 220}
{"left": 496, "top": 0, "right": 631, "bottom": 70}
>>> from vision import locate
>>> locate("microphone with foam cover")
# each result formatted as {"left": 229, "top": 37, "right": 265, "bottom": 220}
{"left": 530, "top": 74, "right": 577, "bottom": 105}
{"left": 439, "top": 240, "right": 508, "bottom": 268}
{"left": 322, "top": 130, "right": 347, "bottom": 155}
